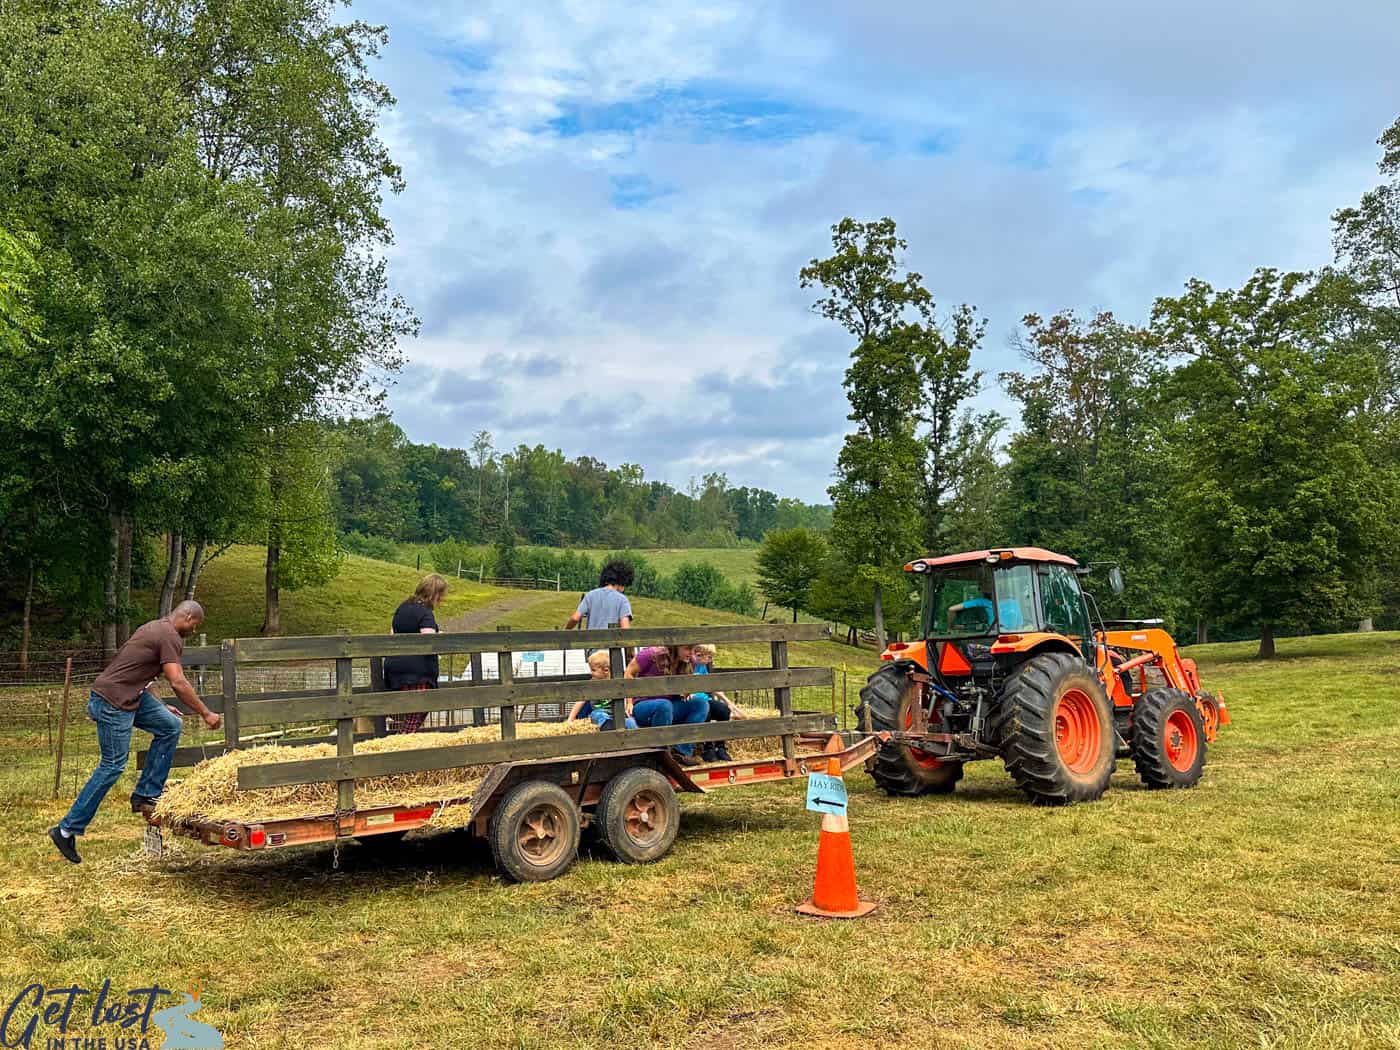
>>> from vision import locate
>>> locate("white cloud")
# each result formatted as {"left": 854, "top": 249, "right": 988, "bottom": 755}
{"left": 355, "top": 0, "right": 1398, "bottom": 501}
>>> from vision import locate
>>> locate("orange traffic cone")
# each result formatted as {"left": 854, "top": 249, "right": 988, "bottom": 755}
{"left": 796, "top": 756, "right": 877, "bottom": 919}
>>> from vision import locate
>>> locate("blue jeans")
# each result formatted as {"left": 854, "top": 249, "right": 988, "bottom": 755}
{"left": 60, "top": 691, "right": 182, "bottom": 835}
{"left": 632, "top": 697, "right": 710, "bottom": 755}
{"left": 588, "top": 708, "right": 638, "bottom": 731}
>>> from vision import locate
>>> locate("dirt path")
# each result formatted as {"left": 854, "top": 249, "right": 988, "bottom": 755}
{"left": 440, "top": 591, "right": 556, "bottom": 632}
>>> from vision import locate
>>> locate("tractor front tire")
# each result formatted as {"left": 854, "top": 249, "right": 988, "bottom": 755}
{"left": 1131, "top": 688, "right": 1206, "bottom": 789}
{"left": 857, "top": 664, "right": 965, "bottom": 797}
{"left": 991, "top": 652, "right": 1115, "bottom": 805}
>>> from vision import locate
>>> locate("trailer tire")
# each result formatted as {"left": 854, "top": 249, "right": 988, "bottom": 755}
{"left": 857, "top": 663, "right": 964, "bottom": 796}
{"left": 991, "top": 652, "right": 1114, "bottom": 805}
{"left": 596, "top": 767, "right": 680, "bottom": 864}
{"left": 488, "top": 780, "right": 580, "bottom": 882}
{"left": 1131, "top": 688, "right": 1206, "bottom": 789}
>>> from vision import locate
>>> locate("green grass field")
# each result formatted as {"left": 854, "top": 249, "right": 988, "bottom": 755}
{"left": 2, "top": 626, "right": 1397, "bottom": 1048}
{"left": 141, "top": 545, "right": 509, "bottom": 640}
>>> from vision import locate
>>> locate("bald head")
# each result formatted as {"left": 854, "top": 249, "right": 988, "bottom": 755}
{"left": 170, "top": 600, "right": 205, "bottom": 637}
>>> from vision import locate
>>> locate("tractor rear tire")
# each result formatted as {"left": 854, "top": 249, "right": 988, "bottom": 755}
{"left": 1131, "top": 688, "right": 1206, "bottom": 789}
{"left": 856, "top": 664, "right": 965, "bottom": 797}
{"left": 990, "top": 652, "right": 1115, "bottom": 805}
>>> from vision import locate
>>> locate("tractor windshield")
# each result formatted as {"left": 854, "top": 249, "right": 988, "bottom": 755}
{"left": 922, "top": 561, "right": 1039, "bottom": 638}
{"left": 923, "top": 565, "right": 994, "bottom": 637}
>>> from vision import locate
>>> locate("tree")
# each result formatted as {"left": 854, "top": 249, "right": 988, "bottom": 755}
{"left": 938, "top": 410, "right": 1011, "bottom": 553}
{"left": 999, "top": 311, "right": 1185, "bottom": 628}
{"left": 755, "top": 528, "right": 828, "bottom": 621}
{"left": 1152, "top": 269, "right": 1399, "bottom": 657}
{"left": 259, "top": 424, "right": 344, "bottom": 636}
{"left": 800, "top": 218, "right": 981, "bottom": 648}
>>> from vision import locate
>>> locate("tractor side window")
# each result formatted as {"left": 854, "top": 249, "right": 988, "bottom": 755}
{"left": 927, "top": 568, "right": 994, "bottom": 636}
{"left": 992, "top": 565, "right": 1035, "bottom": 631}
{"left": 1042, "top": 565, "right": 1089, "bottom": 643}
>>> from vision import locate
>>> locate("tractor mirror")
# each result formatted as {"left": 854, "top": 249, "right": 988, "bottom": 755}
{"left": 1108, "top": 567, "right": 1125, "bottom": 595}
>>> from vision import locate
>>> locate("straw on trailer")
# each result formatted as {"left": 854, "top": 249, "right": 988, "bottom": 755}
{"left": 155, "top": 721, "right": 594, "bottom": 826}
{"left": 154, "top": 705, "right": 810, "bottom": 827}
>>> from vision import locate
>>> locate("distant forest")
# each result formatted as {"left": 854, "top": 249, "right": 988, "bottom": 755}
{"left": 331, "top": 416, "right": 832, "bottom": 550}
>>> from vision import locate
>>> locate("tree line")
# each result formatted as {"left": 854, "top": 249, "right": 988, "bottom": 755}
{"left": 330, "top": 416, "right": 831, "bottom": 551}
{"left": 0, "top": 1, "right": 413, "bottom": 651}
{"left": 764, "top": 117, "right": 1400, "bottom": 657}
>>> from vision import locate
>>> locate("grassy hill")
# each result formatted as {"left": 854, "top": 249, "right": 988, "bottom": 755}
{"left": 139, "top": 545, "right": 510, "bottom": 640}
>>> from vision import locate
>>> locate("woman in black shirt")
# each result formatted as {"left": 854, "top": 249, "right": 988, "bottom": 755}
{"left": 384, "top": 574, "right": 449, "bottom": 732}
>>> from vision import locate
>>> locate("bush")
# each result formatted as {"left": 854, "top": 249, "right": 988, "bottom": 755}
{"left": 340, "top": 531, "right": 401, "bottom": 562}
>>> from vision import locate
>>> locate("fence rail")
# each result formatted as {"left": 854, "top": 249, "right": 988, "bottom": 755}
{"left": 165, "top": 623, "right": 835, "bottom": 812}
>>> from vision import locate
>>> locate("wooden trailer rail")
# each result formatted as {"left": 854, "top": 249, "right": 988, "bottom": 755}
{"left": 146, "top": 624, "right": 836, "bottom": 826}
{"left": 157, "top": 732, "right": 884, "bottom": 855}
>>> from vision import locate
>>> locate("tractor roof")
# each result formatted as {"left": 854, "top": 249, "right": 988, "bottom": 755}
{"left": 904, "top": 547, "right": 1080, "bottom": 572}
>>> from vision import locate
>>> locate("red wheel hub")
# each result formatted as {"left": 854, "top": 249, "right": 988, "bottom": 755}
{"left": 1163, "top": 709, "right": 1199, "bottom": 772}
{"left": 902, "top": 697, "right": 943, "bottom": 768}
{"left": 1053, "top": 688, "right": 1102, "bottom": 775}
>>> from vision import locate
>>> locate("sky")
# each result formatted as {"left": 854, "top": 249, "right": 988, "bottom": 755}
{"left": 357, "top": 0, "right": 1400, "bottom": 502}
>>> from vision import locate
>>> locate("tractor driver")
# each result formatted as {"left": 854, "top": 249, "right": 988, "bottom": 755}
{"left": 946, "top": 596, "right": 1024, "bottom": 632}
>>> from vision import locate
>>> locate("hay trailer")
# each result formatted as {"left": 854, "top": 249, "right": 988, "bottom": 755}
{"left": 141, "top": 625, "right": 878, "bottom": 881}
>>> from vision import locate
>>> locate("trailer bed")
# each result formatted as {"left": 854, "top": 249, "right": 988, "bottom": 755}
{"left": 144, "top": 731, "right": 881, "bottom": 859}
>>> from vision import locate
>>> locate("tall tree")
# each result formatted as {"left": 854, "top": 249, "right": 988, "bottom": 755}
{"left": 800, "top": 217, "right": 980, "bottom": 647}
{"left": 1152, "top": 269, "right": 1398, "bottom": 657}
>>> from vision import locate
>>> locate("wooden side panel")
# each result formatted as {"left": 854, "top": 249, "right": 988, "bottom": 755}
{"left": 237, "top": 713, "right": 834, "bottom": 790}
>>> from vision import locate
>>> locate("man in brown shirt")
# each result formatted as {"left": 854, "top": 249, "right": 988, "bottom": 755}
{"left": 49, "top": 601, "right": 222, "bottom": 864}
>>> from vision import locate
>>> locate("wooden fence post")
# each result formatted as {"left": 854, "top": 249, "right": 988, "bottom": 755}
{"left": 51, "top": 657, "right": 73, "bottom": 799}
{"left": 772, "top": 639, "right": 795, "bottom": 769}
{"left": 497, "top": 648, "right": 515, "bottom": 740}
{"left": 608, "top": 623, "right": 627, "bottom": 732}
{"left": 470, "top": 652, "right": 486, "bottom": 726}
{"left": 221, "top": 640, "right": 239, "bottom": 749}
{"left": 335, "top": 629, "right": 355, "bottom": 831}
{"left": 368, "top": 656, "right": 387, "bottom": 738}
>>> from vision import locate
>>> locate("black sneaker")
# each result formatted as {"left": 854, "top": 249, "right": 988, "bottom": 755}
{"left": 672, "top": 750, "right": 702, "bottom": 767}
{"left": 714, "top": 743, "right": 734, "bottom": 763}
{"left": 700, "top": 743, "right": 719, "bottom": 762}
{"left": 49, "top": 826, "right": 81, "bottom": 865}
{"left": 130, "top": 794, "right": 158, "bottom": 814}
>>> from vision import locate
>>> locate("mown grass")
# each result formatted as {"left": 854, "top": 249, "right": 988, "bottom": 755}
{"left": 2, "top": 631, "right": 1397, "bottom": 1048}
{"left": 146, "top": 544, "right": 509, "bottom": 640}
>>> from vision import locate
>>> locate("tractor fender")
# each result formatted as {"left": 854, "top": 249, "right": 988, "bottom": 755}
{"left": 878, "top": 640, "right": 929, "bottom": 670}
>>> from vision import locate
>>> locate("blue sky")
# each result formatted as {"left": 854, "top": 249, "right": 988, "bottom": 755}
{"left": 358, "top": 0, "right": 1399, "bottom": 502}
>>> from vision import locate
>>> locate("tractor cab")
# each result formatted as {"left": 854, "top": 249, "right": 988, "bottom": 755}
{"left": 895, "top": 547, "right": 1094, "bottom": 668}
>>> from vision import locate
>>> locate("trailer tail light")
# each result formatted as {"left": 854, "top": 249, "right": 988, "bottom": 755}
{"left": 248, "top": 828, "right": 267, "bottom": 848}
{"left": 938, "top": 643, "right": 973, "bottom": 676}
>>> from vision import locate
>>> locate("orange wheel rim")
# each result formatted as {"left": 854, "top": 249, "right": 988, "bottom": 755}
{"left": 1053, "top": 689, "right": 1101, "bottom": 774}
{"left": 1164, "top": 710, "right": 1198, "bottom": 772}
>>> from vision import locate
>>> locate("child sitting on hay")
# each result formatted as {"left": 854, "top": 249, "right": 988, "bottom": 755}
{"left": 566, "top": 650, "right": 638, "bottom": 730}
{"left": 692, "top": 643, "right": 745, "bottom": 763}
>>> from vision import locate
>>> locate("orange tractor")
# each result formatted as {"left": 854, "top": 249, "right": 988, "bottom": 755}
{"left": 856, "top": 547, "right": 1228, "bottom": 805}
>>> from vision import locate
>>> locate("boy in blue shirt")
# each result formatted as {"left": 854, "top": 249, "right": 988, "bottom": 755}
{"left": 692, "top": 644, "right": 744, "bottom": 762}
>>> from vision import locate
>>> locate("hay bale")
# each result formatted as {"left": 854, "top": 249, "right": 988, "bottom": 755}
{"left": 713, "top": 705, "right": 823, "bottom": 762}
{"left": 155, "top": 720, "right": 594, "bottom": 827}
